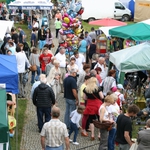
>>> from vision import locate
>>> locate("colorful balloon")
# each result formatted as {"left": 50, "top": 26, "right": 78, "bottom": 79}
{"left": 62, "top": 23, "right": 69, "bottom": 28}
{"left": 64, "top": 17, "right": 70, "bottom": 24}
{"left": 78, "top": 8, "right": 84, "bottom": 15}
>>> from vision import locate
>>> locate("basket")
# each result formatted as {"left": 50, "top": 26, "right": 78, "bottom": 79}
{"left": 93, "top": 120, "right": 113, "bottom": 131}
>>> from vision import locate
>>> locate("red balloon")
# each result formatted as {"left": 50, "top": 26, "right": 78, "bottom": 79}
{"left": 78, "top": 8, "right": 84, "bottom": 15}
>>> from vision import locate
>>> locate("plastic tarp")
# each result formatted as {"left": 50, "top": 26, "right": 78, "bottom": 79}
{"left": 109, "top": 23, "right": 150, "bottom": 41}
{"left": 134, "top": 0, "right": 150, "bottom": 22}
{"left": 109, "top": 42, "right": 150, "bottom": 72}
{"left": 0, "top": 55, "right": 19, "bottom": 94}
{"left": 0, "top": 89, "right": 9, "bottom": 150}
{"left": 8, "top": 0, "right": 53, "bottom": 10}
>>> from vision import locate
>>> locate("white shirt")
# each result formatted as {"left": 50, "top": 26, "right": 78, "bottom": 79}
{"left": 70, "top": 110, "right": 81, "bottom": 128}
{"left": 55, "top": 52, "right": 66, "bottom": 68}
{"left": 107, "top": 103, "right": 120, "bottom": 122}
{"left": 33, "top": 22, "right": 39, "bottom": 28}
{"left": 94, "top": 63, "right": 107, "bottom": 80}
{"left": 71, "top": 54, "right": 85, "bottom": 73}
{"left": 115, "top": 91, "right": 125, "bottom": 106}
{"left": 99, "top": 105, "right": 109, "bottom": 120}
{"left": 15, "top": 51, "right": 30, "bottom": 73}
{"left": 67, "top": 64, "right": 78, "bottom": 73}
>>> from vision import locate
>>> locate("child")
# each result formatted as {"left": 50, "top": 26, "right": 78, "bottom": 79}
{"left": 69, "top": 105, "right": 85, "bottom": 145}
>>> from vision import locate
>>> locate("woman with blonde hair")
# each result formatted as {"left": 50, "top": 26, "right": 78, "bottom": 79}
{"left": 81, "top": 77, "right": 104, "bottom": 140}
{"left": 47, "top": 60, "right": 62, "bottom": 99}
{"left": 98, "top": 94, "right": 115, "bottom": 150}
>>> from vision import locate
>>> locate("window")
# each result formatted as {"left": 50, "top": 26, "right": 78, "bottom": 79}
{"left": 115, "top": 2, "right": 125, "bottom": 10}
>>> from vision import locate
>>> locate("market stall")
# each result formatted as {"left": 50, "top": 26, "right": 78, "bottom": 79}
{"left": 109, "top": 42, "right": 150, "bottom": 109}
{"left": 0, "top": 89, "right": 9, "bottom": 150}
{"left": 0, "top": 55, "right": 19, "bottom": 150}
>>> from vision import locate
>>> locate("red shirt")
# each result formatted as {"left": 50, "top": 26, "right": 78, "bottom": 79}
{"left": 39, "top": 53, "right": 52, "bottom": 71}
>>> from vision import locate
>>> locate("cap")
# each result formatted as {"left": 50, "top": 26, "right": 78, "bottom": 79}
{"left": 117, "top": 84, "right": 124, "bottom": 89}
{"left": 112, "top": 86, "right": 117, "bottom": 92}
{"left": 85, "top": 31, "right": 88, "bottom": 34}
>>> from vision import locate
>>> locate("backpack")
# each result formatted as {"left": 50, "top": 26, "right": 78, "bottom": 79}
{"left": 116, "top": 94, "right": 121, "bottom": 106}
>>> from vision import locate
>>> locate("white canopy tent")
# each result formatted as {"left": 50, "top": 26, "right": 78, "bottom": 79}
{"left": 109, "top": 42, "right": 150, "bottom": 72}
{"left": 99, "top": 26, "right": 118, "bottom": 37}
{"left": 8, "top": 0, "right": 53, "bottom": 10}
{"left": 0, "top": 25, "right": 8, "bottom": 41}
{"left": 0, "top": 20, "right": 14, "bottom": 33}
{"left": 140, "top": 19, "right": 150, "bottom": 25}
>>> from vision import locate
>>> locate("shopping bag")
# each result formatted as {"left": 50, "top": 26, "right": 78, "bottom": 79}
{"left": 129, "top": 143, "right": 138, "bottom": 150}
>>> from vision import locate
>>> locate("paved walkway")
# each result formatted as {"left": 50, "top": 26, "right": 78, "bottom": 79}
{"left": 20, "top": 20, "right": 100, "bottom": 150}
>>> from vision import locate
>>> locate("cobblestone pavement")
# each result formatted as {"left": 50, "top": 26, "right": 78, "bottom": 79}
{"left": 20, "top": 20, "right": 100, "bottom": 150}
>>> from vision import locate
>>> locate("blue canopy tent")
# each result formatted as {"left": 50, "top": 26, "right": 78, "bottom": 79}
{"left": 0, "top": 55, "right": 18, "bottom": 150}
{"left": 0, "top": 55, "right": 19, "bottom": 94}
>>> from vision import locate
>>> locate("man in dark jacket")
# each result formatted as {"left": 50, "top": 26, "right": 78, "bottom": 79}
{"left": 33, "top": 78, "right": 55, "bottom": 132}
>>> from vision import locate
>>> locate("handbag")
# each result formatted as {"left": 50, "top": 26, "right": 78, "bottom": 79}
{"left": 93, "top": 120, "right": 113, "bottom": 131}
{"left": 30, "top": 65, "right": 37, "bottom": 71}
{"left": 29, "top": 54, "right": 37, "bottom": 71}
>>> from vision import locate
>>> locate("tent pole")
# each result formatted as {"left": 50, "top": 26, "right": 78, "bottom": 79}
{"left": 15, "top": 95, "right": 18, "bottom": 150}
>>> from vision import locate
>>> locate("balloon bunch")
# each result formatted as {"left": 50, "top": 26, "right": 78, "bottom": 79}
{"left": 59, "top": 0, "right": 84, "bottom": 56}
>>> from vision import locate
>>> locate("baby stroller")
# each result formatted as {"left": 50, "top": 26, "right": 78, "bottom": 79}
{"left": 23, "top": 42, "right": 31, "bottom": 59}
{"left": 42, "top": 16, "right": 49, "bottom": 29}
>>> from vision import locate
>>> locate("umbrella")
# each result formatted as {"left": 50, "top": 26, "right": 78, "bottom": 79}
{"left": 89, "top": 18, "right": 127, "bottom": 26}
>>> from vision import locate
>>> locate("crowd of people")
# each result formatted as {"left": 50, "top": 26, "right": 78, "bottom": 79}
{"left": 1, "top": 2, "right": 150, "bottom": 150}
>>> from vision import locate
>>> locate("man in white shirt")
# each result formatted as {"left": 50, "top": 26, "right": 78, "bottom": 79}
{"left": 71, "top": 51, "right": 85, "bottom": 73}
{"left": 94, "top": 57, "right": 107, "bottom": 80}
{"left": 55, "top": 46, "right": 67, "bottom": 92}
{"left": 15, "top": 46, "right": 30, "bottom": 98}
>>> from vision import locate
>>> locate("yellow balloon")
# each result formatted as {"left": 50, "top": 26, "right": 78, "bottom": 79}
{"left": 64, "top": 17, "right": 70, "bottom": 24}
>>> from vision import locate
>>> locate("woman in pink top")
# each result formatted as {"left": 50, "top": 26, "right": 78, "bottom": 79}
{"left": 55, "top": 10, "right": 62, "bottom": 20}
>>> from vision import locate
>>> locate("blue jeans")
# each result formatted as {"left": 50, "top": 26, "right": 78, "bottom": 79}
{"left": 64, "top": 99, "right": 76, "bottom": 128}
{"left": 39, "top": 40, "right": 46, "bottom": 50}
{"left": 31, "top": 66, "right": 40, "bottom": 84}
{"left": 108, "top": 127, "right": 116, "bottom": 150}
{"left": 37, "top": 107, "right": 51, "bottom": 132}
{"left": 45, "top": 145, "right": 63, "bottom": 150}
{"left": 69, "top": 121, "right": 78, "bottom": 142}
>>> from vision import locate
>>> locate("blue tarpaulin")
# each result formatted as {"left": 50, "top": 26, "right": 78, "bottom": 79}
{"left": 0, "top": 55, "right": 19, "bottom": 94}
